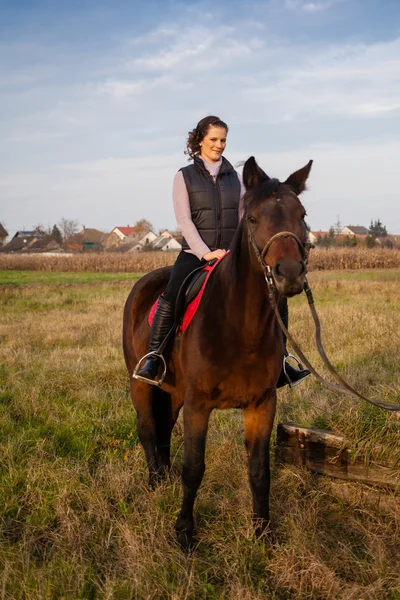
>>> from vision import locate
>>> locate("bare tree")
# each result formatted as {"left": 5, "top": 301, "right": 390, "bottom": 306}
{"left": 33, "top": 223, "right": 47, "bottom": 235}
{"left": 58, "top": 218, "right": 79, "bottom": 242}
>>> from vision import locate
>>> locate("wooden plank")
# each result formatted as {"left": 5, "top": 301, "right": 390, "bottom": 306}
{"left": 275, "top": 422, "right": 400, "bottom": 491}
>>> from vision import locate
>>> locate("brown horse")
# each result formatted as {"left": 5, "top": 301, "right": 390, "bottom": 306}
{"left": 123, "top": 156, "right": 312, "bottom": 548}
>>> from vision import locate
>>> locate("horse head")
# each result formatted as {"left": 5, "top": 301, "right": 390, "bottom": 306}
{"left": 242, "top": 156, "right": 312, "bottom": 297}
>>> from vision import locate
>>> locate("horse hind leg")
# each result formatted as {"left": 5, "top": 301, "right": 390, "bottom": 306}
{"left": 152, "top": 389, "right": 182, "bottom": 476}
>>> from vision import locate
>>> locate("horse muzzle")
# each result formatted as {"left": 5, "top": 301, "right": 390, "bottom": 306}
{"left": 271, "top": 258, "right": 307, "bottom": 297}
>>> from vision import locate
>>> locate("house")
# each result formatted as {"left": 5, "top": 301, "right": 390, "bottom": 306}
{"left": 25, "top": 238, "right": 64, "bottom": 253}
{"left": 0, "top": 230, "right": 41, "bottom": 253}
{"left": 68, "top": 227, "right": 106, "bottom": 252}
{"left": 341, "top": 225, "right": 369, "bottom": 236}
{"left": 102, "top": 231, "right": 125, "bottom": 249}
{"left": 138, "top": 231, "right": 158, "bottom": 247}
{"left": 126, "top": 231, "right": 159, "bottom": 252}
{"left": 309, "top": 231, "right": 330, "bottom": 244}
{"left": 0, "top": 223, "right": 8, "bottom": 247}
{"left": 152, "top": 236, "right": 182, "bottom": 252}
{"left": 111, "top": 226, "right": 137, "bottom": 242}
{"left": 108, "top": 225, "right": 158, "bottom": 249}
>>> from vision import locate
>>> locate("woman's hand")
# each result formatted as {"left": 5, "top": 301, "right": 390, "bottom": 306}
{"left": 202, "top": 249, "right": 227, "bottom": 261}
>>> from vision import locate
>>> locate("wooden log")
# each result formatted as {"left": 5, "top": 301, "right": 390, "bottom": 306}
{"left": 275, "top": 422, "right": 400, "bottom": 491}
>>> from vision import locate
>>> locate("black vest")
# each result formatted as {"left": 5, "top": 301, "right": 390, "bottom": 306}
{"left": 180, "top": 156, "right": 240, "bottom": 251}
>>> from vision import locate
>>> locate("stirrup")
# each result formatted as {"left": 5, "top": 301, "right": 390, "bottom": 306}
{"left": 132, "top": 351, "right": 167, "bottom": 387}
{"left": 283, "top": 354, "right": 304, "bottom": 388}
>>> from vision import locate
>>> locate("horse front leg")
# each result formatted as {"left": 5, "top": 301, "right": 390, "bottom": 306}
{"left": 130, "top": 380, "right": 160, "bottom": 488}
{"left": 243, "top": 392, "right": 277, "bottom": 538}
{"left": 152, "top": 389, "right": 183, "bottom": 475}
{"left": 175, "top": 397, "right": 212, "bottom": 551}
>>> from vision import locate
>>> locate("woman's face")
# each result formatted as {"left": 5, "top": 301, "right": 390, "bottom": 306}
{"left": 200, "top": 126, "right": 227, "bottom": 163}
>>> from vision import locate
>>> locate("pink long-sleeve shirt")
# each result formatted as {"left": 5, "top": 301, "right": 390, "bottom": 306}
{"left": 173, "top": 156, "right": 245, "bottom": 259}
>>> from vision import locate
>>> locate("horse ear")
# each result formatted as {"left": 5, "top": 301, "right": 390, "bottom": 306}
{"left": 284, "top": 160, "right": 313, "bottom": 195}
{"left": 243, "top": 157, "right": 269, "bottom": 190}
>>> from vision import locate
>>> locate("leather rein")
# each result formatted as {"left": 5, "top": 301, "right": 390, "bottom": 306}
{"left": 246, "top": 216, "right": 400, "bottom": 412}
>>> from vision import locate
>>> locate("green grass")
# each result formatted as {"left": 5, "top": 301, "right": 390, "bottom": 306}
{"left": 0, "top": 271, "right": 399, "bottom": 599}
{"left": 0, "top": 270, "right": 141, "bottom": 286}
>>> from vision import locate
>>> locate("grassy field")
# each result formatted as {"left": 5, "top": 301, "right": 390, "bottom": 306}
{"left": 0, "top": 271, "right": 142, "bottom": 286}
{"left": 0, "top": 269, "right": 399, "bottom": 599}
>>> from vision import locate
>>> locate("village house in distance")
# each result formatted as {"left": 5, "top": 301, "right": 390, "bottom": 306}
{"left": 308, "top": 224, "right": 399, "bottom": 248}
{"left": 0, "top": 223, "right": 8, "bottom": 247}
{"left": 0, "top": 222, "right": 182, "bottom": 254}
{"left": 104, "top": 226, "right": 182, "bottom": 253}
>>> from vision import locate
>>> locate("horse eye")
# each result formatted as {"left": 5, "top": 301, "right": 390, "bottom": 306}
{"left": 248, "top": 216, "right": 257, "bottom": 225}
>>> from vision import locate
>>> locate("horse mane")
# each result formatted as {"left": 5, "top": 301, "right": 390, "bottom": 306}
{"left": 245, "top": 178, "right": 281, "bottom": 212}
{"left": 224, "top": 177, "right": 282, "bottom": 285}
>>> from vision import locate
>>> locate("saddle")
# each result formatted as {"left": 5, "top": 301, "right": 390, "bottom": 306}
{"left": 148, "top": 254, "right": 226, "bottom": 333}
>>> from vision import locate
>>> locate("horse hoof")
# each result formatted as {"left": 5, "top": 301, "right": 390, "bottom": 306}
{"left": 254, "top": 519, "right": 274, "bottom": 543}
{"left": 175, "top": 516, "right": 195, "bottom": 552}
{"left": 176, "top": 529, "right": 195, "bottom": 552}
{"left": 148, "top": 470, "right": 168, "bottom": 489}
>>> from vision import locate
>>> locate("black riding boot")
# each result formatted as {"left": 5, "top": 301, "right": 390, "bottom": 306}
{"left": 136, "top": 296, "right": 175, "bottom": 382}
{"left": 277, "top": 297, "right": 310, "bottom": 389}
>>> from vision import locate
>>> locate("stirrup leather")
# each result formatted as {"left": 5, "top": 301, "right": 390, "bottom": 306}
{"left": 132, "top": 351, "right": 167, "bottom": 387}
{"left": 283, "top": 354, "right": 304, "bottom": 388}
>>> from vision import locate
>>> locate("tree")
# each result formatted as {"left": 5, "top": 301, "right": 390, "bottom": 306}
{"left": 319, "top": 234, "right": 332, "bottom": 248}
{"left": 365, "top": 234, "right": 376, "bottom": 248}
{"left": 134, "top": 219, "right": 153, "bottom": 234}
{"left": 58, "top": 218, "right": 79, "bottom": 242}
{"left": 50, "top": 224, "right": 63, "bottom": 245}
{"left": 343, "top": 235, "right": 357, "bottom": 247}
{"left": 328, "top": 226, "right": 337, "bottom": 245}
{"left": 369, "top": 219, "right": 387, "bottom": 237}
{"left": 333, "top": 216, "right": 342, "bottom": 235}
{"left": 33, "top": 223, "right": 46, "bottom": 235}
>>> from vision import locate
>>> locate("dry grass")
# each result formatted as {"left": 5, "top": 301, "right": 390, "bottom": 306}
{"left": 0, "top": 270, "right": 399, "bottom": 599}
{"left": 1, "top": 247, "right": 400, "bottom": 273}
{"left": 310, "top": 247, "right": 400, "bottom": 270}
{"left": 0, "top": 252, "right": 178, "bottom": 273}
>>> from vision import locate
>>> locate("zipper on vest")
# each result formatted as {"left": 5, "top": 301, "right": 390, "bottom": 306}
{"left": 214, "top": 178, "right": 221, "bottom": 249}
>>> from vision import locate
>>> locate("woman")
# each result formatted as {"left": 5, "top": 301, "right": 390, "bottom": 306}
{"left": 135, "top": 115, "right": 309, "bottom": 388}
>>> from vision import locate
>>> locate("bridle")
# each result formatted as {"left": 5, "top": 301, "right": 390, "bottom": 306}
{"left": 246, "top": 217, "right": 312, "bottom": 282}
{"left": 245, "top": 215, "right": 400, "bottom": 413}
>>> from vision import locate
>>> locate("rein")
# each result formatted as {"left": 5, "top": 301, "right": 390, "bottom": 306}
{"left": 246, "top": 217, "right": 400, "bottom": 413}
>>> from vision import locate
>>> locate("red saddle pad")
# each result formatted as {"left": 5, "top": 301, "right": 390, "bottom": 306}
{"left": 148, "top": 253, "right": 227, "bottom": 332}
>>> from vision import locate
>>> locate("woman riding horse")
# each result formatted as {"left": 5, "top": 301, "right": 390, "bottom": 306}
{"left": 123, "top": 151, "right": 312, "bottom": 548}
{"left": 134, "top": 115, "right": 309, "bottom": 387}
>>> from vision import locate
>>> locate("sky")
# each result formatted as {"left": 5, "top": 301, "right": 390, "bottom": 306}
{"left": 1, "top": 0, "right": 400, "bottom": 237}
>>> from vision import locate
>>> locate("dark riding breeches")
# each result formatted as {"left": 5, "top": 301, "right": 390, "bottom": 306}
{"left": 162, "top": 251, "right": 205, "bottom": 305}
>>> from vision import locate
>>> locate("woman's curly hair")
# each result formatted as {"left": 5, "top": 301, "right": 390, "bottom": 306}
{"left": 184, "top": 116, "right": 228, "bottom": 160}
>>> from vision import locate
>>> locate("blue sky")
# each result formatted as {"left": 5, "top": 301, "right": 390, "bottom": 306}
{"left": 1, "top": 0, "right": 400, "bottom": 237}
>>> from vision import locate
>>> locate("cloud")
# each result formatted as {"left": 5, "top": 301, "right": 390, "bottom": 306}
{"left": 283, "top": 0, "right": 345, "bottom": 12}
{"left": 242, "top": 37, "right": 400, "bottom": 122}
{"left": 1, "top": 0, "right": 399, "bottom": 235}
